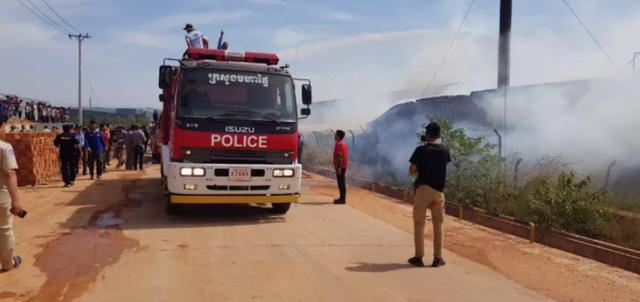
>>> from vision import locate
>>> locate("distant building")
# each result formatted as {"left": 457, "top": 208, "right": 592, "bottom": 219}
{"left": 69, "top": 107, "right": 156, "bottom": 121}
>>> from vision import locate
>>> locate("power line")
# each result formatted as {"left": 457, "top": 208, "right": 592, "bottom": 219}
{"left": 420, "top": 0, "right": 475, "bottom": 96}
{"left": 560, "top": 0, "right": 619, "bottom": 70}
{"left": 40, "top": 0, "right": 81, "bottom": 33}
{"left": 14, "top": 0, "right": 67, "bottom": 34}
{"left": 24, "top": 0, "right": 71, "bottom": 34}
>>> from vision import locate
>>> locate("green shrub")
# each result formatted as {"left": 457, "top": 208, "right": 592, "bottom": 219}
{"left": 526, "top": 171, "right": 612, "bottom": 236}
{"left": 420, "top": 116, "right": 613, "bottom": 237}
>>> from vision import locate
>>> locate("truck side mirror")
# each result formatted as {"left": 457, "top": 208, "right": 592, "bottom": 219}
{"left": 158, "top": 65, "right": 173, "bottom": 89}
{"left": 300, "top": 108, "right": 311, "bottom": 116}
{"left": 302, "top": 84, "right": 312, "bottom": 105}
{"left": 158, "top": 94, "right": 170, "bottom": 103}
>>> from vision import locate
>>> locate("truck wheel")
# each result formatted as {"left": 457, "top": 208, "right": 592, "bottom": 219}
{"left": 161, "top": 176, "right": 169, "bottom": 195}
{"left": 166, "top": 199, "right": 181, "bottom": 215}
{"left": 272, "top": 203, "right": 291, "bottom": 214}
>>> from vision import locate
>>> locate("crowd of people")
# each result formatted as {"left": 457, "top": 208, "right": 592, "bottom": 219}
{"left": 0, "top": 94, "right": 70, "bottom": 125}
{"left": 54, "top": 121, "right": 153, "bottom": 185}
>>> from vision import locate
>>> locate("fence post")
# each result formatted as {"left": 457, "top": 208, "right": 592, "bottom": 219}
{"left": 528, "top": 222, "right": 536, "bottom": 243}
{"left": 494, "top": 129, "right": 503, "bottom": 158}
{"left": 605, "top": 160, "right": 617, "bottom": 188}
{"left": 349, "top": 129, "right": 355, "bottom": 147}
{"left": 514, "top": 158, "right": 523, "bottom": 189}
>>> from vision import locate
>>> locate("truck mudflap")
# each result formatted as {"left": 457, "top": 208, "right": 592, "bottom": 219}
{"left": 170, "top": 193, "right": 299, "bottom": 204}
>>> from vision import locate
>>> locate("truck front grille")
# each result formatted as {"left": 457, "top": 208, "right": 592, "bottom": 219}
{"left": 181, "top": 149, "right": 294, "bottom": 165}
{"left": 206, "top": 185, "right": 271, "bottom": 191}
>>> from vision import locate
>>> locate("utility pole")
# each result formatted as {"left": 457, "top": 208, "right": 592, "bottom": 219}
{"left": 497, "top": 0, "right": 512, "bottom": 89}
{"left": 497, "top": 0, "right": 512, "bottom": 154}
{"left": 69, "top": 33, "right": 90, "bottom": 125}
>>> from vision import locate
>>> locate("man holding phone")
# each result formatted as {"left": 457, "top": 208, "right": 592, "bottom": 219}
{"left": 408, "top": 122, "right": 450, "bottom": 268}
{"left": 0, "top": 139, "right": 23, "bottom": 272}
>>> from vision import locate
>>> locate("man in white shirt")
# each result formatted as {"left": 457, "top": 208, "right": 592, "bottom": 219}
{"left": 0, "top": 139, "right": 23, "bottom": 272}
{"left": 183, "top": 23, "right": 209, "bottom": 49}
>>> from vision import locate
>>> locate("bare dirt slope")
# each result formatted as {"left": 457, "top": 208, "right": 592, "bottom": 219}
{"left": 0, "top": 165, "right": 637, "bottom": 301}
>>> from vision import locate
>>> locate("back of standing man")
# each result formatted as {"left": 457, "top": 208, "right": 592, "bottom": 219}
{"left": 408, "top": 122, "right": 451, "bottom": 268}
{"left": 129, "top": 125, "right": 146, "bottom": 171}
{"left": 184, "top": 23, "right": 209, "bottom": 49}
{"left": 333, "top": 130, "right": 349, "bottom": 204}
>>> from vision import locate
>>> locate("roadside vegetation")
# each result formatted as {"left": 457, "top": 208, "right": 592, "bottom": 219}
{"left": 301, "top": 117, "right": 640, "bottom": 250}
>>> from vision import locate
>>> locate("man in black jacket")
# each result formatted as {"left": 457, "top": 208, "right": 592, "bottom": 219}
{"left": 54, "top": 124, "right": 80, "bottom": 187}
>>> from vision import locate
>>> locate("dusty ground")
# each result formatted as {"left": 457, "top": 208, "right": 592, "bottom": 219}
{"left": 0, "top": 165, "right": 638, "bottom": 301}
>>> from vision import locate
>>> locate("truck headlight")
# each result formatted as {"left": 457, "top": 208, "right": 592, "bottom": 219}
{"left": 192, "top": 168, "right": 206, "bottom": 176}
{"left": 180, "top": 167, "right": 193, "bottom": 176}
{"left": 180, "top": 167, "right": 205, "bottom": 177}
{"left": 283, "top": 169, "right": 294, "bottom": 177}
{"left": 273, "top": 168, "right": 295, "bottom": 177}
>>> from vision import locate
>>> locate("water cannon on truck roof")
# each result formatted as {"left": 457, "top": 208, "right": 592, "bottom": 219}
{"left": 156, "top": 48, "right": 312, "bottom": 215}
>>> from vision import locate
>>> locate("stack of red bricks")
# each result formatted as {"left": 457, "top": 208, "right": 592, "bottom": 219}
{"left": 0, "top": 132, "right": 60, "bottom": 186}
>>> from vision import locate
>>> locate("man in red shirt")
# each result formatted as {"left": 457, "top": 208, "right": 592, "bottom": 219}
{"left": 100, "top": 124, "right": 111, "bottom": 171}
{"left": 333, "top": 130, "right": 349, "bottom": 204}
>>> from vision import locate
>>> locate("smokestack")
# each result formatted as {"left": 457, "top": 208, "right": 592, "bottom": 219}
{"left": 497, "top": 0, "right": 512, "bottom": 89}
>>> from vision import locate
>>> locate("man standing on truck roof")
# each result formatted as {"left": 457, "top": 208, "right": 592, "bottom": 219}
{"left": 184, "top": 23, "right": 209, "bottom": 49}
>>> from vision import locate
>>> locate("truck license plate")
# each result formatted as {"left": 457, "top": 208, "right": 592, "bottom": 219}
{"left": 229, "top": 168, "right": 251, "bottom": 182}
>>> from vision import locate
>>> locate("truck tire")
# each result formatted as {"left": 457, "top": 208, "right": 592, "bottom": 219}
{"left": 272, "top": 203, "right": 291, "bottom": 214}
{"left": 166, "top": 199, "right": 181, "bottom": 215}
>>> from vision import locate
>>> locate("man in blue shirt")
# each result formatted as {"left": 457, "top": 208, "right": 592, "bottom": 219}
{"left": 84, "top": 121, "right": 105, "bottom": 180}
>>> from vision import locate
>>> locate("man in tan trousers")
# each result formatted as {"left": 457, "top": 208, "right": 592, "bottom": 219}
{"left": 0, "top": 139, "right": 23, "bottom": 272}
{"left": 408, "top": 122, "right": 451, "bottom": 268}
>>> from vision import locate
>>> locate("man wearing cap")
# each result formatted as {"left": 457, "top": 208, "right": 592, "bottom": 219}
{"left": 184, "top": 23, "right": 209, "bottom": 49}
{"left": 407, "top": 122, "right": 451, "bottom": 268}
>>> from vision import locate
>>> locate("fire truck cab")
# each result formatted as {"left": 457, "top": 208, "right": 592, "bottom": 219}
{"left": 158, "top": 48, "right": 312, "bottom": 214}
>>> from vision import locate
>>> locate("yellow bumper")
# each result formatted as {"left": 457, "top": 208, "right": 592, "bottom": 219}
{"left": 170, "top": 194, "right": 299, "bottom": 204}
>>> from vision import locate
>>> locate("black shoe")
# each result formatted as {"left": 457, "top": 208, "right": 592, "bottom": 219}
{"left": 1, "top": 256, "right": 22, "bottom": 272}
{"left": 432, "top": 257, "right": 446, "bottom": 267}
{"left": 333, "top": 199, "right": 346, "bottom": 204}
{"left": 90, "top": 175, "right": 94, "bottom": 180}
{"left": 13, "top": 256, "right": 21, "bottom": 268}
{"left": 408, "top": 257, "right": 425, "bottom": 267}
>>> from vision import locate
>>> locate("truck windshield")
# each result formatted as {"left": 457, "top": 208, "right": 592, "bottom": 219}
{"left": 178, "top": 69, "right": 296, "bottom": 121}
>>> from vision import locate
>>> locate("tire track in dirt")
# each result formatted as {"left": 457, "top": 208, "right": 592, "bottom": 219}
{"left": 24, "top": 172, "right": 144, "bottom": 302}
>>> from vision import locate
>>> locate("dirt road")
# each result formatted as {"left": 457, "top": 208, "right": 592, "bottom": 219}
{"left": 1, "top": 165, "right": 638, "bottom": 301}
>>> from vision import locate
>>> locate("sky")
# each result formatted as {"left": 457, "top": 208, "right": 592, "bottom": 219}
{"left": 1, "top": 0, "right": 640, "bottom": 109}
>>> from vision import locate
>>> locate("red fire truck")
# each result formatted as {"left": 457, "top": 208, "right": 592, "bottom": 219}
{"left": 157, "top": 48, "right": 312, "bottom": 214}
